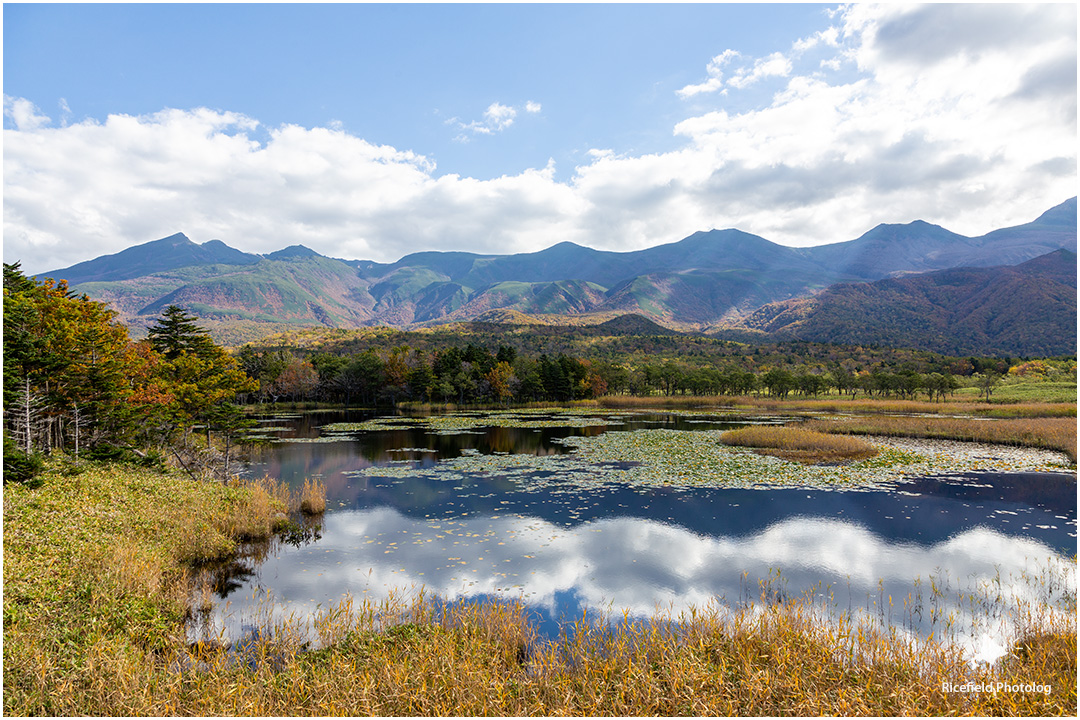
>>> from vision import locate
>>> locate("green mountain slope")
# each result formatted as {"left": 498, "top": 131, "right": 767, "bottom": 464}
{"left": 738, "top": 250, "right": 1077, "bottom": 356}
{"left": 43, "top": 233, "right": 261, "bottom": 285}
{"left": 138, "top": 256, "right": 376, "bottom": 327}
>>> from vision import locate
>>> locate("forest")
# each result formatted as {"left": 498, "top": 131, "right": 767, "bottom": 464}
{"left": 236, "top": 334, "right": 1072, "bottom": 407}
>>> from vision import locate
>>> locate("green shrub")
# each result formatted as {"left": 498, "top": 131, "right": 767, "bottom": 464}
{"left": 3, "top": 434, "right": 43, "bottom": 486}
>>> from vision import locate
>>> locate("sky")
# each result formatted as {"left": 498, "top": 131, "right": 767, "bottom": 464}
{"left": 3, "top": 3, "right": 1076, "bottom": 275}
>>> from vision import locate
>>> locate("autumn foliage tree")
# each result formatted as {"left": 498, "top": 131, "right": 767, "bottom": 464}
{"left": 3, "top": 267, "right": 256, "bottom": 482}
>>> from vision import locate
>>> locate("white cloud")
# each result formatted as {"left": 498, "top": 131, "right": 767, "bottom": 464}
{"left": 3, "top": 5, "right": 1075, "bottom": 273}
{"left": 449, "top": 100, "right": 542, "bottom": 141}
{"left": 676, "top": 49, "right": 740, "bottom": 98}
{"left": 482, "top": 101, "right": 516, "bottom": 130}
{"left": 3, "top": 95, "right": 51, "bottom": 131}
{"left": 727, "top": 51, "right": 794, "bottom": 89}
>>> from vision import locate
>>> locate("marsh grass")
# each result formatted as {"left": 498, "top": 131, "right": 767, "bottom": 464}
{"left": 720, "top": 426, "right": 879, "bottom": 464}
{"left": 598, "top": 394, "right": 1076, "bottom": 418}
{"left": 4, "top": 460, "right": 1075, "bottom": 716}
{"left": 296, "top": 477, "right": 327, "bottom": 515}
{"left": 802, "top": 416, "right": 1077, "bottom": 463}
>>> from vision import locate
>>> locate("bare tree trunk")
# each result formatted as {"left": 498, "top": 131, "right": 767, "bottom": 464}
{"left": 24, "top": 375, "right": 32, "bottom": 454}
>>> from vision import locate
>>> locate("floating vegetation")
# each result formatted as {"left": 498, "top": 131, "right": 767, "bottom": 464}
{"left": 352, "top": 428, "right": 1072, "bottom": 492}
{"left": 322, "top": 411, "right": 622, "bottom": 436}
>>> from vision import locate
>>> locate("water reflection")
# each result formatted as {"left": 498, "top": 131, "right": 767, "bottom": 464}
{"left": 204, "top": 508, "right": 1073, "bottom": 663}
{"left": 212, "top": 409, "right": 1076, "bottom": 662}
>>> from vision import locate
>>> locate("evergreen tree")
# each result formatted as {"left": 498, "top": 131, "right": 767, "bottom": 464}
{"left": 147, "top": 305, "right": 215, "bottom": 359}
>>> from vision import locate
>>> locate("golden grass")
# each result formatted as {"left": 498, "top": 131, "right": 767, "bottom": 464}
{"left": 720, "top": 425, "right": 879, "bottom": 464}
{"left": 597, "top": 394, "right": 1076, "bottom": 418}
{"left": 4, "top": 461, "right": 1075, "bottom": 716}
{"left": 296, "top": 477, "right": 327, "bottom": 515}
{"left": 802, "top": 416, "right": 1077, "bottom": 463}
{"left": 13, "top": 591, "right": 1077, "bottom": 716}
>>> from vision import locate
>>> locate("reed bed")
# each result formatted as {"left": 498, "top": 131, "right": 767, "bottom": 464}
{"left": 598, "top": 394, "right": 1076, "bottom": 418}
{"left": 296, "top": 477, "right": 327, "bottom": 515}
{"left": 5, "top": 461, "right": 1075, "bottom": 716}
{"left": 802, "top": 416, "right": 1077, "bottom": 463}
{"left": 720, "top": 426, "right": 879, "bottom": 464}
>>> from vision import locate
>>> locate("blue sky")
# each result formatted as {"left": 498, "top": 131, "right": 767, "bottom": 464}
{"left": 4, "top": 3, "right": 1076, "bottom": 273}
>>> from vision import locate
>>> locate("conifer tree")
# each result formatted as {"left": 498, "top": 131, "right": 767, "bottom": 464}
{"left": 147, "top": 305, "right": 215, "bottom": 359}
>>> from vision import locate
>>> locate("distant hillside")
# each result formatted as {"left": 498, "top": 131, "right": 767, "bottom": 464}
{"left": 36, "top": 198, "right": 1077, "bottom": 355}
{"left": 45, "top": 233, "right": 261, "bottom": 285}
{"left": 803, "top": 198, "right": 1077, "bottom": 279}
{"left": 736, "top": 250, "right": 1077, "bottom": 356}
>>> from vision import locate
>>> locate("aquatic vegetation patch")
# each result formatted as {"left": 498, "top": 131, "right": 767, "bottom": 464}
{"left": 720, "top": 426, "right": 878, "bottom": 464}
{"left": 353, "top": 428, "right": 1070, "bottom": 492}
{"left": 803, "top": 415, "right": 1077, "bottom": 463}
{"left": 321, "top": 411, "right": 624, "bottom": 436}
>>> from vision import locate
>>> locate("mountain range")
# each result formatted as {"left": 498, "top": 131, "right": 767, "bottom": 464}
{"left": 40, "top": 198, "right": 1077, "bottom": 355}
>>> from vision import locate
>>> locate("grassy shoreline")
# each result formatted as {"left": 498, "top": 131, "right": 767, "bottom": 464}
{"left": 257, "top": 393, "right": 1077, "bottom": 419}
{"left": 4, "top": 460, "right": 1076, "bottom": 715}
{"left": 594, "top": 393, "right": 1076, "bottom": 418}
{"left": 800, "top": 415, "right": 1077, "bottom": 463}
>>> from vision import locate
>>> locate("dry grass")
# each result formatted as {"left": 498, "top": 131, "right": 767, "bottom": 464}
{"left": 14, "top": 591, "right": 1076, "bottom": 716}
{"left": 296, "top": 477, "right": 327, "bottom": 515}
{"left": 598, "top": 394, "right": 1076, "bottom": 418}
{"left": 2, "top": 462, "right": 287, "bottom": 715}
{"left": 802, "top": 416, "right": 1077, "bottom": 463}
{"left": 720, "top": 425, "right": 879, "bottom": 464}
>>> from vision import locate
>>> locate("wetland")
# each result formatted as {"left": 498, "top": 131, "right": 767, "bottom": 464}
{"left": 203, "top": 407, "right": 1076, "bottom": 662}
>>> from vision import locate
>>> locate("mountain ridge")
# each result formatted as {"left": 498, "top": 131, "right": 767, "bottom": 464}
{"left": 35, "top": 198, "right": 1077, "bottom": 355}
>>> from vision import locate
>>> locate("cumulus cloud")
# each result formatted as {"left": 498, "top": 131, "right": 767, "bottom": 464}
{"left": 3, "top": 4, "right": 1075, "bottom": 274}
{"left": 3, "top": 95, "right": 50, "bottom": 131}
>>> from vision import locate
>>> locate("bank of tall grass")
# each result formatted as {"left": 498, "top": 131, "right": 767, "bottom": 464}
{"left": 4, "top": 460, "right": 1076, "bottom": 716}
{"left": 720, "top": 425, "right": 878, "bottom": 464}
{"left": 598, "top": 394, "right": 1076, "bottom": 418}
{"left": 801, "top": 416, "right": 1077, "bottom": 463}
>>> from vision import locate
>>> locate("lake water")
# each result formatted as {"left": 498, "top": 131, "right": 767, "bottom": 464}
{"left": 201, "top": 408, "right": 1076, "bottom": 662}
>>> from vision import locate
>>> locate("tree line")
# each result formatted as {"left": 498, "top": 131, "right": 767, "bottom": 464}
{"left": 235, "top": 342, "right": 983, "bottom": 407}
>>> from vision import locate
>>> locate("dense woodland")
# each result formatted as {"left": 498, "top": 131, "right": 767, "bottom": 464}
{"left": 4, "top": 262, "right": 1075, "bottom": 482}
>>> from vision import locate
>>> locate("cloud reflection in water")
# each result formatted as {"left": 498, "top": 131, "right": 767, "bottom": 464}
{"left": 207, "top": 506, "right": 1073, "bottom": 663}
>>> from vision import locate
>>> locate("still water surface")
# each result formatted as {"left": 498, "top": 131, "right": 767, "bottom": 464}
{"left": 209, "top": 409, "right": 1075, "bottom": 659}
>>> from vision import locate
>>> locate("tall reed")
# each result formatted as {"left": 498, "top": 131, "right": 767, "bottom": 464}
{"left": 296, "top": 477, "right": 327, "bottom": 515}
{"left": 802, "top": 416, "right": 1077, "bottom": 462}
{"left": 721, "top": 425, "right": 878, "bottom": 463}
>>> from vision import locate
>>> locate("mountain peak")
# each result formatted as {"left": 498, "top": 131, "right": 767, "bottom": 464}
{"left": 265, "top": 244, "right": 322, "bottom": 260}
{"left": 153, "top": 232, "right": 194, "bottom": 246}
{"left": 45, "top": 232, "right": 260, "bottom": 285}
{"left": 1032, "top": 197, "right": 1077, "bottom": 228}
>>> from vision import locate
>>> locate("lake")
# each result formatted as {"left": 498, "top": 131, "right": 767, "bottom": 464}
{"left": 199, "top": 408, "right": 1076, "bottom": 663}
